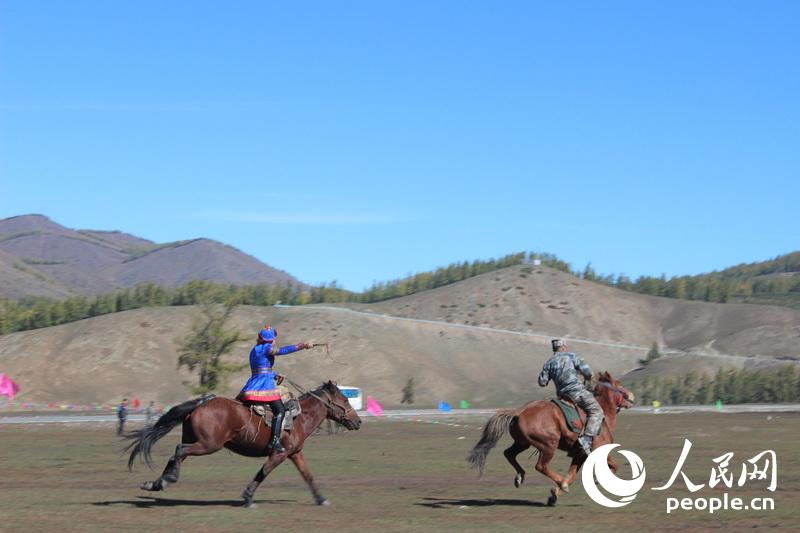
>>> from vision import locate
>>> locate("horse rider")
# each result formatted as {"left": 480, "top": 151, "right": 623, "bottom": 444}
{"left": 538, "top": 339, "right": 603, "bottom": 456}
{"left": 237, "top": 325, "right": 314, "bottom": 454}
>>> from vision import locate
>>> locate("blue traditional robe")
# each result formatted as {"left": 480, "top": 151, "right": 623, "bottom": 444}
{"left": 237, "top": 342, "right": 303, "bottom": 402}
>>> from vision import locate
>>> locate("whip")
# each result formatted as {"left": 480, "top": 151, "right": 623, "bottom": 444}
{"left": 312, "top": 343, "right": 348, "bottom": 366}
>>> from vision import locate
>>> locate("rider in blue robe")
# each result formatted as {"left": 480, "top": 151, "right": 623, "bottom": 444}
{"left": 237, "top": 325, "right": 313, "bottom": 453}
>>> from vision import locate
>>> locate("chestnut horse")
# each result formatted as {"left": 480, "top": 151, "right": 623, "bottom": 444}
{"left": 467, "top": 371, "right": 634, "bottom": 506}
{"left": 126, "top": 381, "right": 361, "bottom": 507}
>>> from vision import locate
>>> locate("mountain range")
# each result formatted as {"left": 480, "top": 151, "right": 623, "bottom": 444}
{"left": 0, "top": 214, "right": 299, "bottom": 299}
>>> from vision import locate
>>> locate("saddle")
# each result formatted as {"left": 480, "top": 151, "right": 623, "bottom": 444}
{"left": 248, "top": 388, "right": 302, "bottom": 432}
{"left": 551, "top": 396, "right": 588, "bottom": 434}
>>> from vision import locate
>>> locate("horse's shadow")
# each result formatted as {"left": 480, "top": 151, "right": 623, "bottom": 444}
{"left": 92, "top": 496, "right": 296, "bottom": 508}
{"left": 416, "top": 497, "right": 580, "bottom": 509}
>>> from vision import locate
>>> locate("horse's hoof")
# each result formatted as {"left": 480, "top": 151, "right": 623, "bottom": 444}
{"left": 243, "top": 501, "right": 257, "bottom": 509}
{"left": 514, "top": 474, "right": 524, "bottom": 488}
{"left": 141, "top": 480, "right": 160, "bottom": 491}
{"left": 318, "top": 499, "right": 331, "bottom": 506}
{"left": 547, "top": 494, "right": 557, "bottom": 507}
{"left": 559, "top": 481, "right": 569, "bottom": 493}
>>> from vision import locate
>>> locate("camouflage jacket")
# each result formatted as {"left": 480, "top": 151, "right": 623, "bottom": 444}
{"left": 538, "top": 352, "right": 593, "bottom": 398}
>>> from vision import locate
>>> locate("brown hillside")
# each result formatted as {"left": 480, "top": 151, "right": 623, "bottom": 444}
{"left": 361, "top": 265, "right": 800, "bottom": 358}
{"left": 1, "top": 284, "right": 796, "bottom": 407}
{"left": 0, "top": 304, "right": 656, "bottom": 407}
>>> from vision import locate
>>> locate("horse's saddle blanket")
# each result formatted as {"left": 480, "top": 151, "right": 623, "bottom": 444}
{"left": 250, "top": 396, "right": 302, "bottom": 432}
{"left": 551, "top": 397, "right": 587, "bottom": 434}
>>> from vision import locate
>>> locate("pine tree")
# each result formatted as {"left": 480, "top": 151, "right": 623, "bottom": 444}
{"left": 177, "top": 302, "right": 245, "bottom": 395}
{"left": 582, "top": 263, "right": 597, "bottom": 281}
{"left": 401, "top": 378, "right": 415, "bottom": 405}
{"left": 639, "top": 342, "right": 661, "bottom": 366}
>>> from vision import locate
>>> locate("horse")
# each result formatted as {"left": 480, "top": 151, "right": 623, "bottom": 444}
{"left": 467, "top": 371, "right": 634, "bottom": 506}
{"left": 125, "top": 380, "right": 362, "bottom": 507}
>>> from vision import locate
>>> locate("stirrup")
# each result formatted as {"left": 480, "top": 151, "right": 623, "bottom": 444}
{"left": 268, "top": 436, "right": 287, "bottom": 454}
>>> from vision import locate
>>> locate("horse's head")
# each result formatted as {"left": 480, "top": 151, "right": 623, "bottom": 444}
{"left": 595, "top": 371, "right": 635, "bottom": 410}
{"left": 321, "top": 381, "right": 362, "bottom": 430}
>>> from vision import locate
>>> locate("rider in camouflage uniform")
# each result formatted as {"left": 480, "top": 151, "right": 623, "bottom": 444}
{"left": 538, "top": 339, "right": 603, "bottom": 456}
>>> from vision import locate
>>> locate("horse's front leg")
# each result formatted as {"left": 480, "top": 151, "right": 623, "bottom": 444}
{"left": 533, "top": 446, "right": 571, "bottom": 507}
{"left": 242, "top": 452, "right": 289, "bottom": 508}
{"left": 607, "top": 454, "right": 618, "bottom": 474}
{"left": 549, "top": 453, "right": 586, "bottom": 505}
{"left": 290, "top": 451, "right": 329, "bottom": 506}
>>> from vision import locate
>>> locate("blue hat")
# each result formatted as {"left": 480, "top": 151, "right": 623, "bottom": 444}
{"left": 259, "top": 325, "right": 277, "bottom": 343}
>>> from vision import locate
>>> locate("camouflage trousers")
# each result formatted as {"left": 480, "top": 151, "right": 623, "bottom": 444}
{"left": 570, "top": 389, "right": 604, "bottom": 437}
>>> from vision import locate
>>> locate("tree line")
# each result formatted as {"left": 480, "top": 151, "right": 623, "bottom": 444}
{"left": 1, "top": 252, "right": 570, "bottom": 334}
{"left": 633, "top": 366, "right": 800, "bottom": 406}
{"left": 582, "top": 252, "right": 800, "bottom": 306}
{"left": 3, "top": 249, "right": 796, "bottom": 335}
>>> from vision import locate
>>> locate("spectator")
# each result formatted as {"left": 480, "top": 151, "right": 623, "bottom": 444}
{"left": 116, "top": 398, "right": 128, "bottom": 435}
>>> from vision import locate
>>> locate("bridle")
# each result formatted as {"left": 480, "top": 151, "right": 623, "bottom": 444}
{"left": 596, "top": 380, "right": 632, "bottom": 411}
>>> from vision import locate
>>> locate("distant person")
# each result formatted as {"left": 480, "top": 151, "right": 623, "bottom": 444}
{"left": 236, "top": 325, "right": 315, "bottom": 454}
{"left": 116, "top": 398, "right": 128, "bottom": 435}
{"left": 144, "top": 401, "right": 156, "bottom": 426}
{"left": 538, "top": 339, "right": 603, "bottom": 456}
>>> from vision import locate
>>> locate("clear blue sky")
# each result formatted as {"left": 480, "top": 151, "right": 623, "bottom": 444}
{"left": 1, "top": 1, "right": 797, "bottom": 290}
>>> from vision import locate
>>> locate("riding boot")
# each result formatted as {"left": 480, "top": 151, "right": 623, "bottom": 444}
{"left": 268, "top": 410, "right": 287, "bottom": 454}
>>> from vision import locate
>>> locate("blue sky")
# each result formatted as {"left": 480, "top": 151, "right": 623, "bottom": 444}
{"left": 1, "top": 1, "right": 797, "bottom": 290}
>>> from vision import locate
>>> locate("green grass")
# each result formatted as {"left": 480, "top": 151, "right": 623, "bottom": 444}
{"left": 0, "top": 412, "right": 797, "bottom": 532}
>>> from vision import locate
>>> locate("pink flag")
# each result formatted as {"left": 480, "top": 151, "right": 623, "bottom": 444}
{"left": 0, "top": 373, "right": 21, "bottom": 401}
{"left": 366, "top": 395, "right": 384, "bottom": 416}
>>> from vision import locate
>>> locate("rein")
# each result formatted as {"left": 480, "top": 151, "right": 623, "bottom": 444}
{"left": 597, "top": 380, "right": 627, "bottom": 397}
{"left": 285, "top": 378, "right": 355, "bottom": 421}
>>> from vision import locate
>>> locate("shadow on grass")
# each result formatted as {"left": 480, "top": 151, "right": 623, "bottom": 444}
{"left": 416, "top": 497, "right": 580, "bottom": 509}
{"left": 92, "top": 496, "right": 296, "bottom": 508}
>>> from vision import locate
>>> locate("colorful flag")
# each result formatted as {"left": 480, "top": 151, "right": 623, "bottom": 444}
{"left": 459, "top": 400, "right": 471, "bottom": 409}
{"left": 438, "top": 401, "right": 452, "bottom": 412}
{"left": 0, "top": 373, "right": 20, "bottom": 400}
{"left": 366, "top": 396, "right": 384, "bottom": 416}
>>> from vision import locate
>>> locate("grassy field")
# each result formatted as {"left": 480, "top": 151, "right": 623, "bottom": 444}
{"left": 0, "top": 411, "right": 797, "bottom": 532}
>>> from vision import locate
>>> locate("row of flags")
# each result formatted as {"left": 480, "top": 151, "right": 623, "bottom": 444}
{"left": 1, "top": 374, "right": 478, "bottom": 415}
{"left": 365, "top": 396, "right": 472, "bottom": 416}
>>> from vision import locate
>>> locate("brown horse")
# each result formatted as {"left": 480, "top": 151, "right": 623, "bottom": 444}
{"left": 126, "top": 381, "right": 362, "bottom": 507}
{"left": 467, "top": 371, "right": 634, "bottom": 506}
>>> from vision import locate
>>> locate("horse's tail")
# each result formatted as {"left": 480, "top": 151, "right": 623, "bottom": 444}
{"left": 467, "top": 409, "right": 517, "bottom": 476}
{"left": 125, "top": 395, "right": 215, "bottom": 470}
